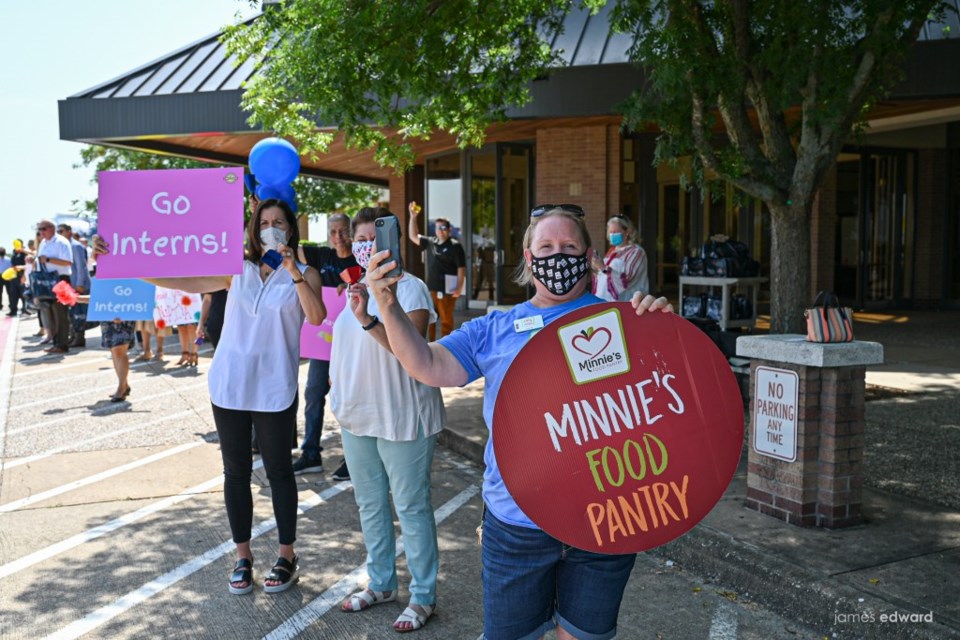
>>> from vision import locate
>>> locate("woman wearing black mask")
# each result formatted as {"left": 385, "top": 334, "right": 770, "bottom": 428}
{"left": 364, "top": 205, "right": 672, "bottom": 640}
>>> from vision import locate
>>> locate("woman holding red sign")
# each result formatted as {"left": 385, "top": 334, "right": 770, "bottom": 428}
{"left": 94, "top": 198, "right": 326, "bottom": 596}
{"left": 366, "top": 204, "right": 672, "bottom": 640}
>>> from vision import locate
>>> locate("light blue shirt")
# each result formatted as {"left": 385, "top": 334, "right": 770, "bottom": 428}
{"left": 69, "top": 239, "right": 91, "bottom": 292}
{"left": 439, "top": 293, "right": 603, "bottom": 528}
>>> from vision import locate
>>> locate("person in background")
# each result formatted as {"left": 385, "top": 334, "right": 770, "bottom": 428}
{"left": 293, "top": 212, "right": 358, "bottom": 479}
{"left": 407, "top": 202, "right": 465, "bottom": 340}
{"left": 366, "top": 204, "right": 673, "bottom": 640}
{"left": 35, "top": 219, "right": 73, "bottom": 353}
{"left": 591, "top": 214, "right": 649, "bottom": 302}
{"left": 98, "top": 198, "right": 325, "bottom": 596}
{"left": 333, "top": 207, "right": 443, "bottom": 633}
{"left": 101, "top": 317, "right": 136, "bottom": 403}
{"left": 58, "top": 224, "right": 93, "bottom": 348}
{"left": 7, "top": 240, "right": 27, "bottom": 317}
{"left": 134, "top": 319, "right": 171, "bottom": 361}
{"left": 197, "top": 289, "right": 228, "bottom": 350}
{"left": 171, "top": 298, "right": 201, "bottom": 367}
{"left": 0, "top": 247, "right": 11, "bottom": 312}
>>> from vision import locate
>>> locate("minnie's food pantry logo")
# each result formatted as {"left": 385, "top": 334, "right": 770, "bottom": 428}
{"left": 558, "top": 308, "right": 630, "bottom": 384}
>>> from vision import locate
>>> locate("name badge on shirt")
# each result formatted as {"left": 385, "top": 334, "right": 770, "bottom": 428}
{"left": 514, "top": 315, "right": 544, "bottom": 333}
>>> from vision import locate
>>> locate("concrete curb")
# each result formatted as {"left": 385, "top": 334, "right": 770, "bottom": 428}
{"left": 649, "top": 522, "right": 959, "bottom": 639}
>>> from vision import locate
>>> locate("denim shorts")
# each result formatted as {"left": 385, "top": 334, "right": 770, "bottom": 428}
{"left": 481, "top": 509, "right": 637, "bottom": 640}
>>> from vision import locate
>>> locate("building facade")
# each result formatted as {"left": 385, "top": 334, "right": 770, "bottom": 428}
{"left": 59, "top": 5, "right": 960, "bottom": 310}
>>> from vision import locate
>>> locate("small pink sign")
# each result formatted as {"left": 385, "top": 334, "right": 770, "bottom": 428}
{"left": 300, "top": 287, "right": 348, "bottom": 361}
{"left": 96, "top": 168, "right": 245, "bottom": 278}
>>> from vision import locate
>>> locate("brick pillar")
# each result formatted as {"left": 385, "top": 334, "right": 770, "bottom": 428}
{"left": 816, "top": 366, "right": 867, "bottom": 527}
{"left": 738, "top": 336, "right": 882, "bottom": 529}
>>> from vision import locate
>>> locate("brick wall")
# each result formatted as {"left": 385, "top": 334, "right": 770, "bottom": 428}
{"left": 746, "top": 360, "right": 865, "bottom": 528}
{"left": 536, "top": 125, "right": 621, "bottom": 248}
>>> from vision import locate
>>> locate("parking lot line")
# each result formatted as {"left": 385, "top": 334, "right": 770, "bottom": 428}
{"left": 0, "top": 441, "right": 202, "bottom": 513}
{"left": 263, "top": 484, "right": 480, "bottom": 640}
{"left": 2, "top": 410, "right": 195, "bottom": 469}
{"left": 44, "top": 482, "right": 353, "bottom": 640}
{"left": 0, "top": 431, "right": 340, "bottom": 581}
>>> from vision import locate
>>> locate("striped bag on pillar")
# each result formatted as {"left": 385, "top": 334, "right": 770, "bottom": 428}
{"left": 804, "top": 291, "right": 854, "bottom": 343}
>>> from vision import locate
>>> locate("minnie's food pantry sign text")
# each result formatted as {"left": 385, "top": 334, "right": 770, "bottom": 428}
{"left": 494, "top": 305, "right": 744, "bottom": 554}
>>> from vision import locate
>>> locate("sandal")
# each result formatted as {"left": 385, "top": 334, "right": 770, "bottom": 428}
{"left": 263, "top": 555, "right": 299, "bottom": 593}
{"left": 134, "top": 353, "right": 152, "bottom": 362}
{"left": 189, "top": 353, "right": 199, "bottom": 367}
{"left": 153, "top": 352, "right": 164, "bottom": 361}
{"left": 228, "top": 558, "right": 254, "bottom": 595}
{"left": 341, "top": 588, "right": 396, "bottom": 612}
{"left": 393, "top": 604, "right": 435, "bottom": 633}
{"left": 176, "top": 354, "right": 190, "bottom": 366}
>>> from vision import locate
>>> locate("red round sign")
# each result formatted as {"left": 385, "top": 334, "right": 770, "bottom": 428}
{"left": 493, "top": 303, "right": 744, "bottom": 554}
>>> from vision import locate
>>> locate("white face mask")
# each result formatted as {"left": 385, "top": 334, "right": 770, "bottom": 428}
{"left": 260, "top": 227, "right": 288, "bottom": 253}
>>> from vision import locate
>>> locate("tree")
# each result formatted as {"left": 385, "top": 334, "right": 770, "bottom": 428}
{"left": 613, "top": 0, "right": 946, "bottom": 332}
{"left": 223, "top": 0, "right": 947, "bottom": 332}
{"left": 73, "top": 145, "right": 380, "bottom": 223}
{"left": 222, "top": 0, "right": 570, "bottom": 169}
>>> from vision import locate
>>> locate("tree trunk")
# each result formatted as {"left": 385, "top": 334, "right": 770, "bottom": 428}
{"left": 768, "top": 202, "right": 811, "bottom": 334}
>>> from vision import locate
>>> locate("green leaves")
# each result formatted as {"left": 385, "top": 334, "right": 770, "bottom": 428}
{"left": 613, "top": 0, "right": 941, "bottom": 204}
{"left": 222, "top": 0, "right": 570, "bottom": 171}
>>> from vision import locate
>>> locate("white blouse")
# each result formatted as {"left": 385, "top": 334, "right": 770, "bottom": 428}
{"left": 329, "top": 274, "right": 445, "bottom": 441}
{"left": 208, "top": 260, "right": 307, "bottom": 412}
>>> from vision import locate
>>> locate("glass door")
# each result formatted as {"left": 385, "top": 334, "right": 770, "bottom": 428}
{"left": 833, "top": 150, "right": 916, "bottom": 308}
{"left": 862, "top": 151, "right": 915, "bottom": 307}
{"left": 468, "top": 150, "right": 496, "bottom": 302}
{"left": 497, "top": 144, "right": 533, "bottom": 304}
{"left": 464, "top": 143, "right": 533, "bottom": 305}
{"left": 657, "top": 183, "right": 692, "bottom": 291}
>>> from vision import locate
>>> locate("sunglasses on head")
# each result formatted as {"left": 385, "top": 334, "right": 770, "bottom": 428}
{"left": 530, "top": 204, "right": 585, "bottom": 219}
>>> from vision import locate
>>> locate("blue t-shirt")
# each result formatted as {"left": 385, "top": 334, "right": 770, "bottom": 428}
{"left": 439, "top": 293, "right": 604, "bottom": 528}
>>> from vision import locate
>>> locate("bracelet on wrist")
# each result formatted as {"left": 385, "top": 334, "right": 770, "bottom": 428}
{"left": 362, "top": 316, "right": 379, "bottom": 331}
{"left": 292, "top": 275, "right": 305, "bottom": 284}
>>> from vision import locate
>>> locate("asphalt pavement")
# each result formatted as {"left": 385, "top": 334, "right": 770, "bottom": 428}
{"left": 1, "top": 308, "right": 958, "bottom": 639}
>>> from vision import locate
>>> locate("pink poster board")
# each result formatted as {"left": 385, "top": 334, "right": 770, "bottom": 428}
{"left": 96, "top": 167, "right": 245, "bottom": 278}
{"left": 299, "top": 287, "right": 348, "bottom": 361}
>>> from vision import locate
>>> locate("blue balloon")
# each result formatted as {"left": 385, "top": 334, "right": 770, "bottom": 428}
{"left": 249, "top": 138, "right": 300, "bottom": 186}
{"left": 256, "top": 184, "right": 283, "bottom": 200}
{"left": 277, "top": 183, "right": 296, "bottom": 204}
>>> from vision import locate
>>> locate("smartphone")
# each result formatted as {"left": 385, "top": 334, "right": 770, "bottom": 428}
{"left": 374, "top": 216, "right": 403, "bottom": 278}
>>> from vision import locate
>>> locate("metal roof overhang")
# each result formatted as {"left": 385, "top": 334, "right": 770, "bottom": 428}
{"left": 58, "top": 37, "right": 960, "bottom": 186}
{"left": 58, "top": 63, "right": 647, "bottom": 186}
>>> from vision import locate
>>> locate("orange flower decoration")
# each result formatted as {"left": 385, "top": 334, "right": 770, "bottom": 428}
{"left": 156, "top": 319, "right": 167, "bottom": 329}
{"left": 181, "top": 296, "right": 193, "bottom": 306}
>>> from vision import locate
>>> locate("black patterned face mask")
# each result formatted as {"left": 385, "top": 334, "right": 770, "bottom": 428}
{"left": 529, "top": 252, "right": 590, "bottom": 296}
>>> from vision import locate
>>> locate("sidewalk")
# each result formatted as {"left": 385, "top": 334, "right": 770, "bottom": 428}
{"left": 440, "top": 308, "right": 960, "bottom": 639}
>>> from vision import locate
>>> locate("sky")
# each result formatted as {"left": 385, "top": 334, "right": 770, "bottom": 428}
{"left": 1, "top": 0, "right": 259, "bottom": 248}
